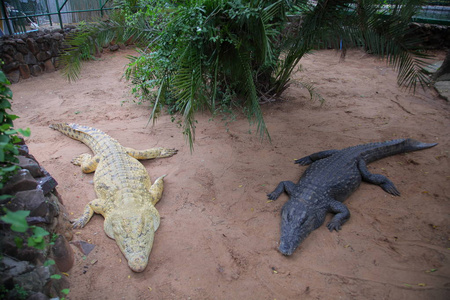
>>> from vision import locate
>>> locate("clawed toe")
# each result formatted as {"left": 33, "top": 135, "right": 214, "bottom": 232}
{"left": 327, "top": 222, "right": 341, "bottom": 232}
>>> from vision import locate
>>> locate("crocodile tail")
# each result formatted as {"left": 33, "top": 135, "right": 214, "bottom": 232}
{"left": 402, "top": 139, "right": 438, "bottom": 152}
{"left": 362, "top": 138, "right": 437, "bottom": 163}
{"left": 50, "top": 123, "right": 113, "bottom": 153}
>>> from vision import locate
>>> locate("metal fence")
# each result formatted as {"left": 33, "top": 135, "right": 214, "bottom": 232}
{"left": 414, "top": 1, "right": 450, "bottom": 25}
{"left": 1, "top": 0, "right": 449, "bottom": 36}
{"left": 1, "top": 0, "right": 114, "bottom": 35}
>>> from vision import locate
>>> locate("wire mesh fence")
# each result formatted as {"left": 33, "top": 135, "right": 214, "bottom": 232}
{"left": 414, "top": 1, "right": 450, "bottom": 25}
{"left": 1, "top": 0, "right": 114, "bottom": 35}
{"left": 1, "top": 0, "right": 449, "bottom": 36}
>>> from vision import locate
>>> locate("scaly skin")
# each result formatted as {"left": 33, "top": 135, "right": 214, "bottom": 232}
{"left": 50, "top": 123, "right": 177, "bottom": 272}
{"left": 268, "top": 139, "right": 437, "bottom": 256}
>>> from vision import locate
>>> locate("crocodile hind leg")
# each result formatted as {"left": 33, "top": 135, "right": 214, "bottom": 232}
{"left": 125, "top": 147, "right": 178, "bottom": 160}
{"left": 72, "top": 198, "right": 107, "bottom": 229}
{"left": 357, "top": 159, "right": 400, "bottom": 196}
{"left": 71, "top": 153, "right": 101, "bottom": 173}
{"left": 295, "top": 150, "right": 339, "bottom": 166}
{"left": 149, "top": 175, "right": 167, "bottom": 206}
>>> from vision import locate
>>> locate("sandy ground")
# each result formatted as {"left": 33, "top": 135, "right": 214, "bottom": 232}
{"left": 11, "top": 48, "right": 450, "bottom": 299}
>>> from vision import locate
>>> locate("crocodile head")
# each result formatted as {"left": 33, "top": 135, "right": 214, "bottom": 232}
{"left": 105, "top": 208, "right": 160, "bottom": 272}
{"left": 279, "top": 200, "right": 316, "bottom": 256}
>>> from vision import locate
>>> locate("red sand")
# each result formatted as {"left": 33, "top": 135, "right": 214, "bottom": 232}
{"left": 11, "top": 48, "right": 450, "bottom": 299}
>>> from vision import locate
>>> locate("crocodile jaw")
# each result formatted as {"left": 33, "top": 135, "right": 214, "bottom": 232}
{"left": 108, "top": 208, "right": 159, "bottom": 272}
{"left": 279, "top": 199, "right": 315, "bottom": 256}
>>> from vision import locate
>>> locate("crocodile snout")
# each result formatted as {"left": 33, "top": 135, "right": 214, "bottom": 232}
{"left": 128, "top": 255, "right": 148, "bottom": 272}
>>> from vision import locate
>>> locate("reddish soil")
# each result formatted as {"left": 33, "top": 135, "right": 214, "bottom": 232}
{"left": 11, "top": 48, "right": 450, "bottom": 299}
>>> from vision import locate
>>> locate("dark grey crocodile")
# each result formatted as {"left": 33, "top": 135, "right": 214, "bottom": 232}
{"left": 267, "top": 138, "right": 437, "bottom": 256}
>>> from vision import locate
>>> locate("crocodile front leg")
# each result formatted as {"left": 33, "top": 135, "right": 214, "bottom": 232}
{"left": 71, "top": 153, "right": 101, "bottom": 173}
{"left": 326, "top": 200, "right": 350, "bottom": 232}
{"left": 267, "top": 181, "right": 296, "bottom": 200}
{"left": 125, "top": 147, "right": 178, "bottom": 160}
{"left": 72, "top": 198, "right": 106, "bottom": 229}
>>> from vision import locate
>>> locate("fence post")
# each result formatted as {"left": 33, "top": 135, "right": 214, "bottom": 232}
{"left": 44, "top": 0, "right": 53, "bottom": 27}
{"left": 56, "top": 0, "right": 69, "bottom": 29}
{"left": 1, "top": 0, "right": 13, "bottom": 35}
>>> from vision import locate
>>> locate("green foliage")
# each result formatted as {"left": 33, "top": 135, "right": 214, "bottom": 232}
{"left": 0, "top": 209, "right": 50, "bottom": 250}
{"left": 125, "top": 0, "right": 288, "bottom": 148}
{"left": 61, "top": 0, "right": 431, "bottom": 149}
{"left": 0, "top": 68, "right": 30, "bottom": 192}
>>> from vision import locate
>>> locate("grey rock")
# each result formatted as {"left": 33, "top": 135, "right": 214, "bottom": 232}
{"left": 1, "top": 169, "right": 38, "bottom": 195}
{"left": 109, "top": 44, "right": 119, "bottom": 51}
{"left": 16, "top": 43, "right": 29, "bottom": 54}
{"left": 24, "top": 52, "right": 38, "bottom": 65}
{"left": 14, "top": 52, "right": 25, "bottom": 63}
{"left": 3, "top": 61, "right": 19, "bottom": 73}
{"left": 6, "top": 69, "right": 20, "bottom": 83}
{"left": 36, "top": 51, "right": 51, "bottom": 62}
{"left": 8, "top": 189, "right": 46, "bottom": 212}
{"left": 26, "top": 292, "right": 50, "bottom": 300}
{"left": 30, "top": 65, "right": 43, "bottom": 76}
{"left": 18, "top": 156, "right": 43, "bottom": 177}
{"left": 0, "top": 255, "right": 34, "bottom": 277}
{"left": 434, "top": 81, "right": 450, "bottom": 101}
{"left": 36, "top": 175, "right": 58, "bottom": 195}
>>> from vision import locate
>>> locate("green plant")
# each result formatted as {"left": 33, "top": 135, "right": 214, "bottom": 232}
{"left": 0, "top": 69, "right": 30, "bottom": 196}
{"left": 0, "top": 209, "right": 49, "bottom": 250}
{"left": 61, "top": 0, "right": 431, "bottom": 149}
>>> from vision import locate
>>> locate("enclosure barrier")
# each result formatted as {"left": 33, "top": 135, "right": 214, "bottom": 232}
{"left": 1, "top": 0, "right": 114, "bottom": 36}
{"left": 0, "top": 0, "right": 449, "bottom": 36}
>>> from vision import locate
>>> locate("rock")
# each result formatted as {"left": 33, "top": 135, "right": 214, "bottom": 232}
{"left": 3, "top": 61, "right": 19, "bottom": 73}
{"left": 7, "top": 189, "right": 45, "bottom": 211}
{"left": 30, "top": 65, "right": 43, "bottom": 76}
{"left": 13, "top": 265, "right": 50, "bottom": 293}
{"left": 26, "top": 38, "right": 39, "bottom": 54}
{"left": 0, "top": 255, "right": 34, "bottom": 277}
{"left": 2, "top": 44, "right": 15, "bottom": 56}
{"left": 18, "top": 156, "right": 43, "bottom": 177}
{"left": 19, "top": 64, "right": 31, "bottom": 80}
{"left": 14, "top": 52, "right": 25, "bottom": 63}
{"left": 51, "top": 235, "right": 74, "bottom": 272}
{"left": 1, "top": 53, "right": 14, "bottom": 64}
{"left": 16, "top": 43, "right": 29, "bottom": 54}
{"left": 26, "top": 292, "right": 50, "bottom": 300}
{"left": 6, "top": 70, "right": 20, "bottom": 83}
{"left": 24, "top": 52, "right": 38, "bottom": 65}
{"left": 35, "top": 174, "right": 58, "bottom": 195}
{"left": 51, "top": 33, "right": 63, "bottom": 41}
{"left": 43, "top": 60, "right": 55, "bottom": 72}
{"left": 18, "top": 144, "right": 29, "bottom": 156}
{"left": 109, "top": 44, "right": 119, "bottom": 51}
{"left": 36, "top": 51, "right": 51, "bottom": 62}
{"left": 434, "top": 81, "right": 450, "bottom": 101}
{"left": 71, "top": 240, "right": 95, "bottom": 255}
{"left": 1, "top": 169, "right": 37, "bottom": 195}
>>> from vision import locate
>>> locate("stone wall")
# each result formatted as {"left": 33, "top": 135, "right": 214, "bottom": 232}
{"left": 0, "top": 142, "right": 74, "bottom": 300}
{"left": 409, "top": 23, "right": 450, "bottom": 49}
{"left": 0, "top": 26, "right": 76, "bottom": 83}
{"left": 0, "top": 22, "right": 448, "bottom": 84}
